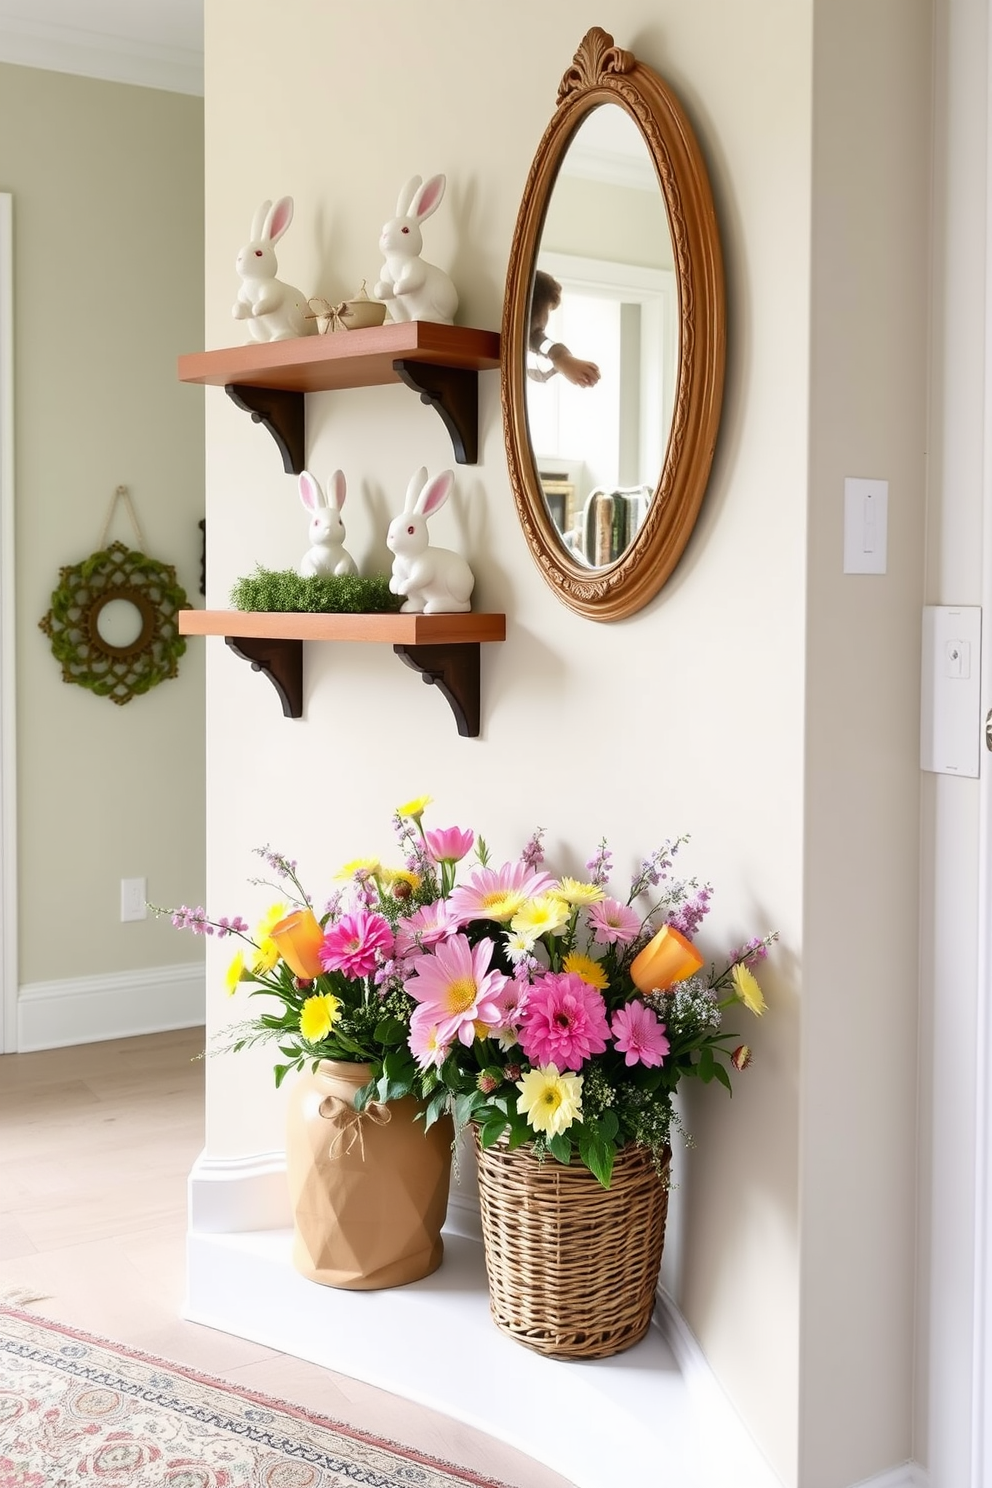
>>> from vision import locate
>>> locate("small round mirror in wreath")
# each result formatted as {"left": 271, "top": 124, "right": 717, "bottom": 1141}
{"left": 40, "top": 541, "right": 188, "bottom": 706}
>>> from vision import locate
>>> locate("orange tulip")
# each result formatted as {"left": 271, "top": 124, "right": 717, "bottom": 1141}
{"left": 630, "top": 924, "right": 704, "bottom": 993}
{"left": 269, "top": 908, "right": 325, "bottom": 979}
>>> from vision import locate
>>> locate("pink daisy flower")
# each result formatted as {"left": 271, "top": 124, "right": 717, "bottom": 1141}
{"left": 408, "top": 1004, "right": 453, "bottom": 1070}
{"left": 611, "top": 1001, "right": 670, "bottom": 1068}
{"left": 587, "top": 897, "right": 641, "bottom": 946}
{"left": 491, "top": 978, "right": 529, "bottom": 1037}
{"left": 518, "top": 971, "right": 610, "bottom": 1071}
{"left": 405, "top": 934, "right": 509, "bottom": 1047}
{"left": 395, "top": 898, "right": 459, "bottom": 957}
{"left": 319, "top": 910, "right": 393, "bottom": 980}
{"left": 424, "top": 825, "right": 475, "bottom": 865}
{"left": 447, "top": 861, "right": 555, "bottom": 925}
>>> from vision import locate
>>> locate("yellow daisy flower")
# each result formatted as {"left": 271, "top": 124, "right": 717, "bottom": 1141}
{"left": 554, "top": 877, "right": 606, "bottom": 907}
{"left": 563, "top": 951, "right": 609, "bottom": 990}
{"left": 516, "top": 1065, "right": 583, "bottom": 1137}
{"left": 380, "top": 867, "right": 422, "bottom": 892}
{"left": 336, "top": 857, "right": 381, "bottom": 881}
{"left": 251, "top": 902, "right": 289, "bottom": 974}
{"left": 511, "top": 894, "right": 570, "bottom": 939}
{"left": 299, "top": 992, "right": 342, "bottom": 1042}
{"left": 732, "top": 963, "right": 767, "bottom": 1016}
{"left": 225, "top": 949, "right": 245, "bottom": 995}
{"left": 397, "top": 794, "right": 432, "bottom": 822}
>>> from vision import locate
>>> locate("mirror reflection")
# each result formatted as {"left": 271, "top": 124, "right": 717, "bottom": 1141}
{"left": 525, "top": 104, "right": 677, "bottom": 569}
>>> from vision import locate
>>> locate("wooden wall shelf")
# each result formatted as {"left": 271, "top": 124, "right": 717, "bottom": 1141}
{"left": 179, "top": 610, "right": 506, "bottom": 737}
{"left": 178, "top": 323, "right": 501, "bottom": 472}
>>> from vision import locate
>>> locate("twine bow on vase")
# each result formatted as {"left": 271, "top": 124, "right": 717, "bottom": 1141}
{"left": 318, "top": 1094, "right": 392, "bottom": 1160}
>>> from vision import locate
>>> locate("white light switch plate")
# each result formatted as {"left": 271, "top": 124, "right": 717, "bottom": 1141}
{"left": 844, "top": 477, "right": 888, "bottom": 573}
{"left": 921, "top": 605, "right": 982, "bottom": 776}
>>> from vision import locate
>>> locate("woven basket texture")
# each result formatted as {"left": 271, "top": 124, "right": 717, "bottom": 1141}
{"left": 473, "top": 1132, "right": 670, "bottom": 1359}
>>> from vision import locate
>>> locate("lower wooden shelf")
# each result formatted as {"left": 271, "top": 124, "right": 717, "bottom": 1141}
{"left": 179, "top": 610, "right": 506, "bottom": 736}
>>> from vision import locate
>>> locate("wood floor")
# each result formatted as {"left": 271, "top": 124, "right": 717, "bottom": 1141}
{"left": 0, "top": 1026, "right": 574, "bottom": 1488}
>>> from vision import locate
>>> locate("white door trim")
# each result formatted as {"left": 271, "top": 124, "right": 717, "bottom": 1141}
{"left": 0, "top": 193, "right": 17, "bottom": 1055}
{"left": 974, "top": 6, "right": 992, "bottom": 1472}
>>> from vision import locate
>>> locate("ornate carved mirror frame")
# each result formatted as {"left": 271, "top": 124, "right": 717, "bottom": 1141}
{"left": 502, "top": 28, "right": 726, "bottom": 621}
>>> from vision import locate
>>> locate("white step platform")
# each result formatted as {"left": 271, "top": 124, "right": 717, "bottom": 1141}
{"left": 184, "top": 1168, "right": 778, "bottom": 1488}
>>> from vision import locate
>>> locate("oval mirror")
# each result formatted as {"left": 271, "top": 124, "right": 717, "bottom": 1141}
{"left": 502, "top": 28, "right": 725, "bottom": 621}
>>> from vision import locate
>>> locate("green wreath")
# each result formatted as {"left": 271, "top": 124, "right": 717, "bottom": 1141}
{"left": 39, "top": 541, "right": 188, "bottom": 706}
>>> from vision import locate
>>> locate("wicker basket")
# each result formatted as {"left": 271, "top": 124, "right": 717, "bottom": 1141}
{"left": 473, "top": 1131, "right": 670, "bottom": 1359}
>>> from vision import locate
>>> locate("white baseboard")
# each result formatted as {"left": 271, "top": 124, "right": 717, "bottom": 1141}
{"left": 653, "top": 1286, "right": 783, "bottom": 1487}
{"left": 188, "top": 1150, "right": 291, "bottom": 1233}
{"left": 16, "top": 961, "right": 205, "bottom": 1051}
{"left": 848, "top": 1465, "right": 929, "bottom": 1488}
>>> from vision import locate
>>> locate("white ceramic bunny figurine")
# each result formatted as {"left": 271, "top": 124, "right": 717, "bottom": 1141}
{"left": 373, "top": 175, "right": 458, "bottom": 325}
{"left": 298, "top": 470, "right": 357, "bottom": 578}
{"left": 386, "top": 467, "right": 474, "bottom": 614}
{"left": 233, "top": 197, "right": 315, "bottom": 343}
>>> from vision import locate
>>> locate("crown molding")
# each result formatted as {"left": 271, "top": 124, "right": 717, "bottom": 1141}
{"left": 0, "top": 14, "right": 202, "bottom": 95}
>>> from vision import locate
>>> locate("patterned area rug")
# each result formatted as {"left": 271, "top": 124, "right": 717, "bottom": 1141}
{"left": 0, "top": 1307, "right": 515, "bottom": 1487}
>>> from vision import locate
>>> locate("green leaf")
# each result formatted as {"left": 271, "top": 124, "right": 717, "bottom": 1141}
{"left": 373, "top": 1016, "right": 407, "bottom": 1046}
{"left": 383, "top": 1049, "right": 414, "bottom": 1083}
{"left": 273, "top": 1063, "right": 292, "bottom": 1088}
{"left": 424, "top": 1089, "right": 450, "bottom": 1131}
{"left": 506, "top": 1122, "right": 531, "bottom": 1150}
{"left": 697, "top": 1046, "right": 715, "bottom": 1083}
{"left": 546, "top": 1132, "right": 573, "bottom": 1165}
{"left": 453, "top": 1091, "right": 482, "bottom": 1131}
{"left": 585, "top": 1141, "right": 615, "bottom": 1190}
{"left": 373, "top": 1078, "right": 408, "bottom": 1103}
{"left": 712, "top": 1062, "right": 733, "bottom": 1094}
{"left": 479, "top": 1115, "right": 509, "bottom": 1149}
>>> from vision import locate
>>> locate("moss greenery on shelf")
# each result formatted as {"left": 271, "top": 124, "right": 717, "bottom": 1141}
{"left": 230, "top": 568, "right": 403, "bottom": 615}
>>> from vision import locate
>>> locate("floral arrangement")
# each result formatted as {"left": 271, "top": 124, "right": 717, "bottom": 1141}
{"left": 162, "top": 797, "right": 775, "bottom": 1188}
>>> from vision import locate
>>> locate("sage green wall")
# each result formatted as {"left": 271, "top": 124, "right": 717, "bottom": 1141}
{"left": 0, "top": 62, "right": 205, "bottom": 983}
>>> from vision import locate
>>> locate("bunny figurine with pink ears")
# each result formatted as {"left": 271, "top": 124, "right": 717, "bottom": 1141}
{"left": 233, "top": 197, "right": 315, "bottom": 343}
{"left": 298, "top": 471, "right": 357, "bottom": 578}
{"left": 386, "top": 467, "right": 474, "bottom": 614}
{"left": 373, "top": 174, "right": 459, "bottom": 325}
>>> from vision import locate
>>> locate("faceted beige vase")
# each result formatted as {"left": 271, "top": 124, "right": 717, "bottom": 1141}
{"left": 285, "top": 1060, "right": 453, "bottom": 1289}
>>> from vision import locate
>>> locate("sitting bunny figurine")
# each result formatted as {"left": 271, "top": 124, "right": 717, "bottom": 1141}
{"left": 233, "top": 197, "right": 315, "bottom": 343}
{"left": 387, "top": 467, "right": 474, "bottom": 614}
{"left": 298, "top": 470, "right": 357, "bottom": 578}
{"left": 373, "top": 175, "right": 458, "bottom": 325}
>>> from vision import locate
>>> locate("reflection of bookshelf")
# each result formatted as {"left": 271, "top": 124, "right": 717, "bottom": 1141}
{"left": 583, "top": 486, "right": 652, "bottom": 565}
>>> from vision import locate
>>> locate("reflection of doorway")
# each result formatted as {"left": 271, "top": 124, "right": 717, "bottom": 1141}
{"left": 0, "top": 195, "right": 15, "bottom": 1053}
{"left": 529, "top": 250, "right": 676, "bottom": 567}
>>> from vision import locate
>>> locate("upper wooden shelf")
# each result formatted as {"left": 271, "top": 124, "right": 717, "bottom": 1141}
{"left": 178, "top": 323, "right": 501, "bottom": 470}
{"left": 179, "top": 610, "right": 505, "bottom": 645}
{"left": 179, "top": 609, "right": 506, "bottom": 736}
{"left": 178, "top": 323, "right": 500, "bottom": 393}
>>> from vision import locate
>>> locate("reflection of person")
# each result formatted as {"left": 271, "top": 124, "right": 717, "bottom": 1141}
{"left": 528, "top": 270, "right": 601, "bottom": 388}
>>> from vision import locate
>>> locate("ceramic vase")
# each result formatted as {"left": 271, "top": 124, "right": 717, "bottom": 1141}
{"left": 285, "top": 1060, "right": 453, "bottom": 1290}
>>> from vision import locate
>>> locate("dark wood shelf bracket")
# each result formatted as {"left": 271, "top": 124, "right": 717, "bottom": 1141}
{"left": 226, "top": 384, "right": 305, "bottom": 474}
{"left": 221, "top": 631, "right": 484, "bottom": 734}
{"left": 393, "top": 360, "right": 479, "bottom": 464}
{"left": 225, "top": 635, "right": 303, "bottom": 718}
{"left": 394, "top": 641, "right": 481, "bottom": 737}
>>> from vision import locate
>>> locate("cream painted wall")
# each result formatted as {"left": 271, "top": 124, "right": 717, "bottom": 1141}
{"left": 0, "top": 63, "right": 206, "bottom": 985}
{"left": 802, "top": 5, "right": 931, "bottom": 1486}
{"left": 201, "top": 1, "right": 807, "bottom": 1479}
